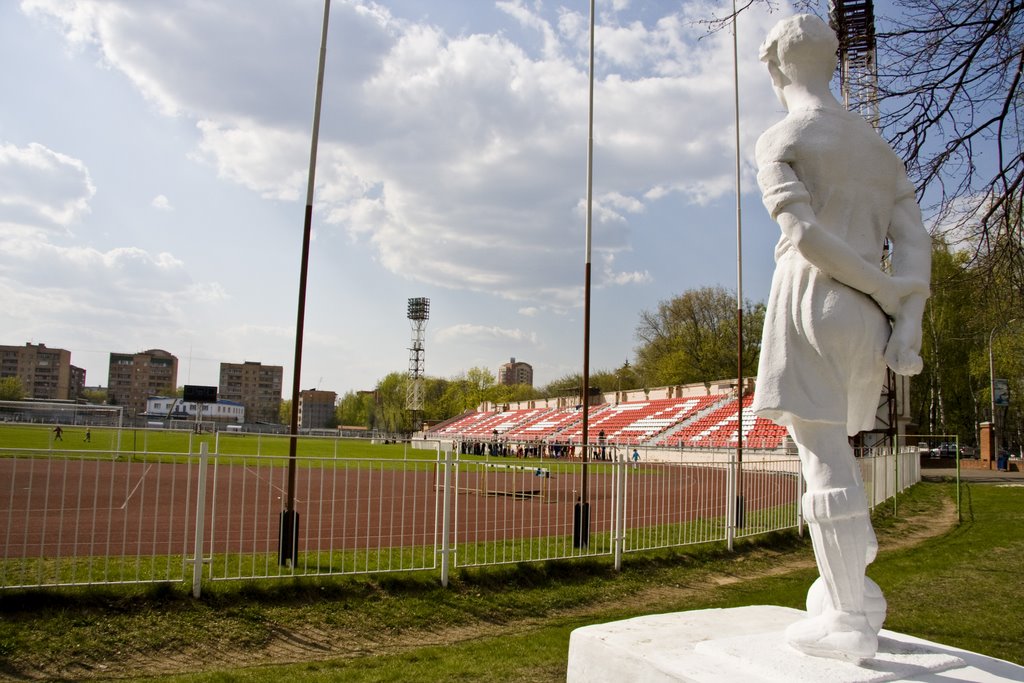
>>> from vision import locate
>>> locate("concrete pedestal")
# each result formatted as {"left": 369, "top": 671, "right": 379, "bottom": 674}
{"left": 567, "top": 606, "right": 1024, "bottom": 682}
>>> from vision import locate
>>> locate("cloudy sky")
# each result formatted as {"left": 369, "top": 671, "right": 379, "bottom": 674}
{"left": 1, "top": 0, "right": 800, "bottom": 397}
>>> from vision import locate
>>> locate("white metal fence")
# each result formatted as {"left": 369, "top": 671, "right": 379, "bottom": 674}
{"left": 0, "top": 440, "right": 920, "bottom": 593}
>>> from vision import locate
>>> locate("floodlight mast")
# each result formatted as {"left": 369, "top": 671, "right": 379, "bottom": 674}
{"left": 830, "top": 0, "right": 878, "bottom": 127}
{"left": 407, "top": 298, "right": 430, "bottom": 431}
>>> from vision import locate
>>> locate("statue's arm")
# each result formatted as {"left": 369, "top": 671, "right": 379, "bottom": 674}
{"left": 758, "top": 159, "right": 922, "bottom": 314}
{"left": 887, "top": 192, "right": 932, "bottom": 286}
{"left": 883, "top": 192, "right": 932, "bottom": 375}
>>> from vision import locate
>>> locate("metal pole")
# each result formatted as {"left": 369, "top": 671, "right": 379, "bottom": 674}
{"left": 989, "top": 318, "right": 1017, "bottom": 456}
{"left": 191, "top": 442, "right": 209, "bottom": 598}
{"left": 440, "top": 447, "right": 452, "bottom": 587}
{"left": 614, "top": 447, "right": 626, "bottom": 571}
{"left": 726, "top": 453, "right": 736, "bottom": 551}
{"left": 731, "top": 0, "right": 745, "bottom": 532}
{"left": 282, "top": 0, "right": 331, "bottom": 566}
{"left": 574, "top": 0, "right": 596, "bottom": 549}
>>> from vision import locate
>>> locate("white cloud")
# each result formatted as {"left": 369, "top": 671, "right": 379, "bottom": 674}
{"left": 0, "top": 238, "right": 219, "bottom": 315}
{"left": 151, "top": 194, "right": 172, "bottom": 211}
{"left": 0, "top": 136, "right": 222, "bottom": 339}
{"left": 435, "top": 323, "right": 538, "bottom": 345}
{"left": 0, "top": 142, "right": 94, "bottom": 235}
{"left": 21, "top": 0, "right": 784, "bottom": 310}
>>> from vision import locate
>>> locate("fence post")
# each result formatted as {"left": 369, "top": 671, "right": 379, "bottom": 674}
{"left": 892, "top": 447, "right": 898, "bottom": 516}
{"left": 725, "top": 454, "right": 737, "bottom": 551}
{"left": 797, "top": 465, "right": 805, "bottom": 538}
{"left": 440, "top": 448, "right": 453, "bottom": 587}
{"left": 191, "top": 441, "right": 209, "bottom": 598}
{"left": 613, "top": 448, "right": 626, "bottom": 571}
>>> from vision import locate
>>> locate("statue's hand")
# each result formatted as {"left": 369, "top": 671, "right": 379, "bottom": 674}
{"left": 872, "top": 276, "right": 929, "bottom": 318}
{"left": 872, "top": 286, "right": 901, "bottom": 317}
{"left": 885, "top": 313, "right": 924, "bottom": 376}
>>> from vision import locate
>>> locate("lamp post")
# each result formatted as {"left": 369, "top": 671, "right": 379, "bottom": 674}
{"left": 989, "top": 318, "right": 1018, "bottom": 454}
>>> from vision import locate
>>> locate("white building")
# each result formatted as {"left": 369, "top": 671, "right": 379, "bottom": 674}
{"left": 145, "top": 397, "right": 245, "bottom": 424}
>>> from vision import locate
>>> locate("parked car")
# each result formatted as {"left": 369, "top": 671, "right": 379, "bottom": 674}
{"left": 930, "top": 442, "right": 957, "bottom": 458}
{"left": 960, "top": 445, "right": 979, "bottom": 459}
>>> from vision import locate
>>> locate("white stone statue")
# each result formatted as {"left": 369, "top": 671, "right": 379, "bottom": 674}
{"left": 752, "top": 14, "right": 931, "bottom": 663}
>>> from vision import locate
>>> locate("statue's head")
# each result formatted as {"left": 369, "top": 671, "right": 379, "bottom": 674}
{"left": 759, "top": 14, "right": 838, "bottom": 99}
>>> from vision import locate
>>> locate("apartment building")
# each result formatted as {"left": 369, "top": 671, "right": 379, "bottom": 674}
{"left": 298, "top": 389, "right": 337, "bottom": 430}
{"left": 219, "top": 361, "right": 283, "bottom": 424}
{"left": 107, "top": 349, "right": 178, "bottom": 419}
{"left": 498, "top": 357, "right": 533, "bottom": 387}
{"left": 0, "top": 343, "right": 85, "bottom": 400}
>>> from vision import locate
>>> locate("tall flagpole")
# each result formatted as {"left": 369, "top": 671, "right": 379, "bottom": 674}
{"left": 281, "top": 0, "right": 331, "bottom": 566}
{"left": 731, "top": 0, "right": 745, "bottom": 533}
{"left": 574, "top": 0, "right": 596, "bottom": 549}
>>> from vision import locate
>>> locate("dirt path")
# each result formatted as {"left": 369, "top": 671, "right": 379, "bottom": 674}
{"left": 18, "top": 496, "right": 958, "bottom": 681}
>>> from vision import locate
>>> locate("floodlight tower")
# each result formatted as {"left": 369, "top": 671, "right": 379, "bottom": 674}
{"left": 831, "top": 1, "right": 899, "bottom": 449}
{"left": 406, "top": 297, "right": 430, "bottom": 430}
{"left": 830, "top": 0, "right": 879, "bottom": 127}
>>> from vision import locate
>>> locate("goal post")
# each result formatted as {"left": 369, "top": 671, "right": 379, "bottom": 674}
{"left": 0, "top": 400, "right": 124, "bottom": 428}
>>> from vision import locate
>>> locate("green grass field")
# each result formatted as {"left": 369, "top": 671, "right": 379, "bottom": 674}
{"left": 0, "top": 424, "right": 648, "bottom": 470}
{"left": 0, "top": 423, "right": 442, "bottom": 462}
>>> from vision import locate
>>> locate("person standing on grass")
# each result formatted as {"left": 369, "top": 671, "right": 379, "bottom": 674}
{"left": 752, "top": 14, "right": 930, "bottom": 663}
{"left": 84, "top": 427, "right": 91, "bottom": 443}
{"left": 53, "top": 425, "right": 62, "bottom": 441}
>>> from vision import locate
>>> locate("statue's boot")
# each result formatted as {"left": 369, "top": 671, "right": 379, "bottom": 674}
{"left": 786, "top": 488, "right": 878, "bottom": 663}
{"left": 865, "top": 516, "right": 878, "bottom": 564}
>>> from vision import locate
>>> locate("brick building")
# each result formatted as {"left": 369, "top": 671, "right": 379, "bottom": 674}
{"left": 498, "top": 357, "right": 533, "bottom": 387}
{"left": 219, "top": 361, "right": 283, "bottom": 424}
{"left": 0, "top": 343, "right": 85, "bottom": 400}
{"left": 298, "top": 389, "right": 337, "bottom": 430}
{"left": 107, "top": 349, "right": 178, "bottom": 420}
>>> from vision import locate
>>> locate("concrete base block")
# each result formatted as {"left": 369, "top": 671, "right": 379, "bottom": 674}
{"left": 566, "top": 606, "right": 1024, "bottom": 682}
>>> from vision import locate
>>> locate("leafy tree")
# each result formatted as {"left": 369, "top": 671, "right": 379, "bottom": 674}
{"left": 81, "top": 388, "right": 107, "bottom": 405}
{"left": 278, "top": 399, "right": 291, "bottom": 425}
{"left": 336, "top": 390, "right": 373, "bottom": 427}
{"left": 486, "top": 382, "right": 538, "bottom": 407}
{"left": 374, "top": 372, "right": 413, "bottom": 434}
{"left": 613, "top": 360, "right": 645, "bottom": 392}
{"left": 436, "top": 367, "right": 503, "bottom": 414}
{"left": 912, "top": 244, "right": 983, "bottom": 437}
{"left": 634, "top": 286, "right": 764, "bottom": 387}
{"left": 537, "top": 368, "right": 632, "bottom": 402}
{"left": 0, "top": 377, "right": 25, "bottom": 401}
{"left": 911, "top": 234, "right": 1024, "bottom": 447}
{"left": 465, "top": 367, "right": 496, "bottom": 409}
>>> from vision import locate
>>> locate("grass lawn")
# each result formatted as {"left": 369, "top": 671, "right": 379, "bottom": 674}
{"left": 0, "top": 480, "right": 1020, "bottom": 682}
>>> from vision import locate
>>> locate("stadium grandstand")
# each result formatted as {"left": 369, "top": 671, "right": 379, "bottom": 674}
{"left": 425, "top": 380, "right": 790, "bottom": 452}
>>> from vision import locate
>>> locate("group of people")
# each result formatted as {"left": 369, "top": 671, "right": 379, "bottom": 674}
{"left": 51, "top": 426, "right": 90, "bottom": 442}
{"left": 455, "top": 437, "right": 642, "bottom": 462}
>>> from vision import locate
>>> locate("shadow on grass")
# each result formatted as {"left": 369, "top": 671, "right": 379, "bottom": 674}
{"left": 0, "top": 531, "right": 807, "bottom": 617}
